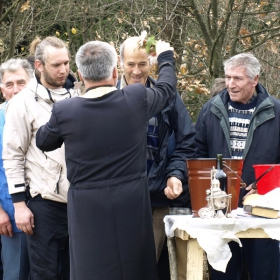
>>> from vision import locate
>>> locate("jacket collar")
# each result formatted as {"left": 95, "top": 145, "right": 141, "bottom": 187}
{"left": 212, "top": 83, "right": 274, "bottom": 112}
{"left": 25, "top": 78, "right": 73, "bottom": 104}
{"left": 81, "top": 86, "right": 117, "bottom": 99}
{"left": 64, "top": 70, "right": 77, "bottom": 89}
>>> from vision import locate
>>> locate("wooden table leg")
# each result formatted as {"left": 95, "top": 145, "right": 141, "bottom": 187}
{"left": 186, "top": 239, "right": 204, "bottom": 280}
{"left": 175, "top": 237, "right": 188, "bottom": 279}
{"left": 168, "top": 235, "right": 204, "bottom": 280}
{"left": 167, "top": 237, "right": 178, "bottom": 280}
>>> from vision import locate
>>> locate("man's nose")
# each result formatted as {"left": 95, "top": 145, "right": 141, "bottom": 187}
{"left": 227, "top": 78, "right": 235, "bottom": 88}
{"left": 12, "top": 84, "right": 23, "bottom": 94}
{"left": 59, "top": 64, "right": 68, "bottom": 73}
{"left": 132, "top": 66, "right": 141, "bottom": 75}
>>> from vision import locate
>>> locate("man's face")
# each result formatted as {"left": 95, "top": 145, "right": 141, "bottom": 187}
{"left": 0, "top": 68, "right": 30, "bottom": 101}
{"left": 225, "top": 66, "right": 258, "bottom": 104}
{"left": 36, "top": 46, "right": 70, "bottom": 89}
{"left": 122, "top": 46, "right": 151, "bottom": 85}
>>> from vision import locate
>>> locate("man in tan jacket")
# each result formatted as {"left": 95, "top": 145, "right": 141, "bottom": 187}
{"left": 2, "top": 37, "right": 78, "bottom": 279}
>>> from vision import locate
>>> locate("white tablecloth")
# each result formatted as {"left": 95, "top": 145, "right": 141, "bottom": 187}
{"left": 164, "top": 213, "right": 280, "bottom": 272}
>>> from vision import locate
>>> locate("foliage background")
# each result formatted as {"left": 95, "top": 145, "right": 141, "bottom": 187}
{"left": 1, "top": 0, "right": 280, "bottom": 122}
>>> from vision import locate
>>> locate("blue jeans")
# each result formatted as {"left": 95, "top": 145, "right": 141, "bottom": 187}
{"left": 1, "top": 232, "right": 30, "bottom": 280}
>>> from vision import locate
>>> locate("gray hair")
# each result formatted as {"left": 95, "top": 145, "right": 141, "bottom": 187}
{"left": 0, "top": 58, "right": 33, "bottom": 84}
{"left": 75, "top": 41, "right": 117, "bottom": 82}
{"left": 223, "top": 53, "right": 261, "bottom": 80}
{"left": 34, "top": 36, "right": 69, "bottom": 64}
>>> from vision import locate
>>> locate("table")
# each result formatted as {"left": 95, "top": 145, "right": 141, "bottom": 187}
{"left": 164, "top": 214, "right": 280, "bottom": 280}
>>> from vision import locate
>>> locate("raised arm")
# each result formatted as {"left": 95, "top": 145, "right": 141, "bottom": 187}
{"left": 146, "top": 41, "right": 177, "bottom": 118}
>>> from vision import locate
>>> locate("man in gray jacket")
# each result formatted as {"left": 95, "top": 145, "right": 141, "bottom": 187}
{"left": 2, "top": 36, "right": 78, "bottom": 279}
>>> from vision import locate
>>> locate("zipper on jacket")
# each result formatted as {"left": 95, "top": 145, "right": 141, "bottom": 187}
{"left": 56, "top": 167, "right": 62, "bottom": 194}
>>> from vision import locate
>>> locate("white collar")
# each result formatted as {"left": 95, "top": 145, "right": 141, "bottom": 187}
{"left": 81, "top": 86, "right": 117, "bottom": 99}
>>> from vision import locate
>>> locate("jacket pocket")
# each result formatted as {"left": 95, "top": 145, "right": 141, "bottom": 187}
{"left": 42, "top": 157, "right": 62, "bottom": 194}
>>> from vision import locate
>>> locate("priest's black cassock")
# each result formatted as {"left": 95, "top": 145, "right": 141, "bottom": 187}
{"left": 36, "top": 51, "right": 176, "bottom": 280}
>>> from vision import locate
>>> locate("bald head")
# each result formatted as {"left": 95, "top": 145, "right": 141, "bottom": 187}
{"left": 120, "top": 37, "right": 143, "bottom": 63}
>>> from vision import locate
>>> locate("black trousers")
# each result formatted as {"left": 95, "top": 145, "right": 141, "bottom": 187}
{"left": 210, "top": 238, "right": 280, "bottom": 280}
{"left": 26, "top": 195, "right": 69, "bottom": 280}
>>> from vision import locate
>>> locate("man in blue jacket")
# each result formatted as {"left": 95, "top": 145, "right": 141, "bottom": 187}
{"left": 195, "top": 53, "right": 280, "bottom": 280}
{"left": 0, "top": 58, "right": 33, "bottom": 279}
{"left": 118, "top": 36, "right": 197, "bottom": 273}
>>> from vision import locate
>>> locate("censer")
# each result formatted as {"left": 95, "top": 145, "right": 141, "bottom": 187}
{"left": 198, "top": 167, "right": 232, "bottom": 219}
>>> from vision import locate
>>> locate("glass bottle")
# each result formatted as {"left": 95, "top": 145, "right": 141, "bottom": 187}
{"left": 215, "top": 154, "right": 228, "bottom": 193}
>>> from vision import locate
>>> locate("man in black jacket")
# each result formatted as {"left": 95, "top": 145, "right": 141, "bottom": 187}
{"left": 118, "top": 36, "right": 197, "bottom": 276}
{"left": 195, "top": 53, "right": 280, "bottom": 280}
{"left": 36, "top": 40, "right": 178, "bottom": 280}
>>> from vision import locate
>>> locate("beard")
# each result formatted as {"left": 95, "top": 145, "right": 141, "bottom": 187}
{"left": 43, "top": 67, "right": 68, "bottom": 88}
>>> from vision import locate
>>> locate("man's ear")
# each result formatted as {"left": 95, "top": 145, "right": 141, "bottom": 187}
{"left": 253, "top": 75, "right": 259, "bottom": 86}
{"left": 113, "top": 66, "right": 118, "bottom": 79}
{"left": 0, "top": 87, "right": 5, "bottom": 99}
{"left": 118, "top": 55, "right": 124, "bottom": 69}
{"left": 0, "top": 89, "right": 7, "bottom": 100}
{"left": 34, "top": 59, "right": 43, "bottom": 73}
{"left": 77, "top": 70, "right": 84, "bottom": 83}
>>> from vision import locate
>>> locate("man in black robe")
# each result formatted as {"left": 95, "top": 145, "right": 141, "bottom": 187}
{"left": 36, "top": 39, "right": 179, "bottom": 280}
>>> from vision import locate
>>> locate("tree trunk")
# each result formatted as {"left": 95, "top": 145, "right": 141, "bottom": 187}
{"left": 0, "top": 0, "right": 4, "bottom": 19}
{"left": 8, "top": 0, "right": 24, "bottom": 58}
